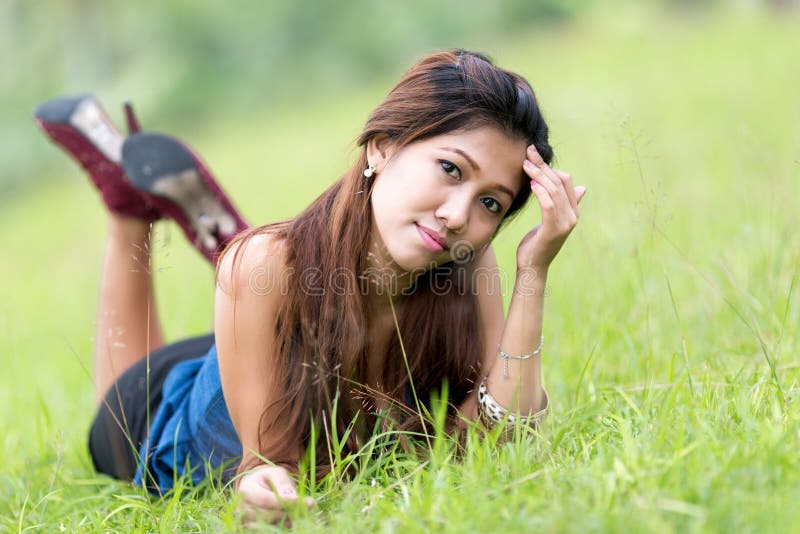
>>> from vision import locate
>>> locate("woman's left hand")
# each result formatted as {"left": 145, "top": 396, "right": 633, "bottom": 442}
{"left": 516, "top": 144, "right": 587, "bottom": 271}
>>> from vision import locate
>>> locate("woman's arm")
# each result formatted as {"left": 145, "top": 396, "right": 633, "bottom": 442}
{"left": 461, "top": 145, "right": 586, "bottom": 424}
{"left": 481, "top": 264, "right": 549, "bottom": 418}
{"left": 457, "top": 245, "right": 548, "bottom": 421}
{"left": 215, "top": 233, "right": 311, "bottom": 515}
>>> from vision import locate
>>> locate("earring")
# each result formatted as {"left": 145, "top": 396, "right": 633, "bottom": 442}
{"left": 363, "top": 165, "right": 376, "bottom": 178}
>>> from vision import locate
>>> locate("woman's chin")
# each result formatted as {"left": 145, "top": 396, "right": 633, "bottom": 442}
{"left": 389, "top": 251, "right": 438, "bottom": 275}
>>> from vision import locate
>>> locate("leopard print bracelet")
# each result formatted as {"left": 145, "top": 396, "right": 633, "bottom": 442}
{"left": 477, "top": 381, "right": 549, "bottom": 427}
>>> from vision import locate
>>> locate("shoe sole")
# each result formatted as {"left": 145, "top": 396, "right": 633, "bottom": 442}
{"left": 34, "top": 95, "right": 123, "bottom": 163}
{"left": 122, "top": 132, "right": 238, "bottom": 253}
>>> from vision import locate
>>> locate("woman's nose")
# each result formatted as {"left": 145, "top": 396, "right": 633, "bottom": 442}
{"left": 434, "top": 193, "right": 470, "bottom": 234}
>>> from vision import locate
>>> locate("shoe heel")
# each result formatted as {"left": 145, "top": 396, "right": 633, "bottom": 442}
{"left": 34, "top": 95, "right": 123, "bottom": 163}
{"left": 122, "top": 132, "right": 249, "bottom": 264}
{"left": 33, "top": 94, "right": 161, "bottom": 222}
{"left": 123, "top": 101, "right": 141, "bottom": 135}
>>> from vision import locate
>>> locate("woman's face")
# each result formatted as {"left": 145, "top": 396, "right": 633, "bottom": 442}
{"left": 367, "top": 126, "right": 528, "bottom": 275}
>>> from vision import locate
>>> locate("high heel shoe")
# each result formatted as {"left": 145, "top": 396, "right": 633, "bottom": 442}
{"left": 121, "top": 132, "right": 250, "bottom": 264}
{"left": 33, "top": 95, "right": 161, "bottom": 222}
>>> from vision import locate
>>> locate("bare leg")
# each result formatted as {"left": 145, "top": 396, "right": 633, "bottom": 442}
{"left": 94, "top": 214, "right": 165, "bottom": 404}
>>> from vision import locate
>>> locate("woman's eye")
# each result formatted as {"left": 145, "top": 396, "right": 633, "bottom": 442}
{"left": 481, "top": 197, "right": 502, "bottom": 214}
{"left": 439, "top": 160, "right": 462, "bottom": 180}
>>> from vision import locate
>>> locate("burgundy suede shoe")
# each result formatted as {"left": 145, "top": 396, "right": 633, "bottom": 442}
{"left": 34, "top": 95, "right": 161, "bottom": 222}
{"left": 121, "top": 132, "right": 250, "bottom": 264}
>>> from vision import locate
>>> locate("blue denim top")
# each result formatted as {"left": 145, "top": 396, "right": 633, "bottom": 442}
{"left": 134, "top": 344, "right": 241, "bottom": 490}
{"left": 133, "top": 343, "right": 421, "bottom": 491}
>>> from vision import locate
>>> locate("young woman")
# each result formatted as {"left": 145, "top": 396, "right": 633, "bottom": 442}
{"left": 35, "top": 49, "right": 585, "bottom": 516}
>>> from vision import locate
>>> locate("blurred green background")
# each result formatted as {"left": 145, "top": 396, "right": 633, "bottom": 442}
{"left": 1, "top": 0, "right": 796, "bottom": 193}
{"left": 2, "top": 0, "right": 800, "bottom": 531}
{"left": 1, "top": 0, "right": 582, "bottom": 195}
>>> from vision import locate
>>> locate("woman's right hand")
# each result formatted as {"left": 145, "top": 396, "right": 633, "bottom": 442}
{"left": 237, "top": 464, "right": 315, "bottom": 523}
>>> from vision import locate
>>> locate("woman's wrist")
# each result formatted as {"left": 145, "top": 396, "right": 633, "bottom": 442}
{"left": 514, "top": 265, "right": 548, "bottom": 296}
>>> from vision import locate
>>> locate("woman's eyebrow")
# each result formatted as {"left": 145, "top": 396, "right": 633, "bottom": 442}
{"left": 439, "top": 147, "right": 481, "bottom": 171}
{"left": 489, "top": 182, "right": 515, "bottom": 199}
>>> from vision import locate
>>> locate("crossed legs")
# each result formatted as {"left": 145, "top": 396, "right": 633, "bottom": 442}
{"left": 34, "top": 94, "right": 248, "bottom": 404}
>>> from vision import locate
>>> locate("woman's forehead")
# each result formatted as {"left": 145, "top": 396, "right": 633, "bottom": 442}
{"left": 420, "top": 127, "right": 527, "bottom": 158}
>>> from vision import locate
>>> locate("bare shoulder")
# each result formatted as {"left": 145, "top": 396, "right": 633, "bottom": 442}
{"left": 216, "top": 230, "right": 289, "bottom": 299}
{"left": 214, "top": 230, "right": 289, "bottom": 367}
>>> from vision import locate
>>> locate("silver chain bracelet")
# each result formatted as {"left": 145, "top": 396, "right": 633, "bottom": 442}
{"left": 498, "top": 334, "right": 543, "bottom": 379}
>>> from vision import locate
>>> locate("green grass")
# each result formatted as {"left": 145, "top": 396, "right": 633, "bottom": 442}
{"left": 3, "top": 4, "right": 800, "bottom": 532}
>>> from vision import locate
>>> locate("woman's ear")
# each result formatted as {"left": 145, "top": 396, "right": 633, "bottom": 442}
{"left": 366, "top": 134, "right": 396, "bottom": 172}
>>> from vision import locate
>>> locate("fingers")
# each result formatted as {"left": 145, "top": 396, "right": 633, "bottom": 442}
{"left": 524, "top": 146, "right": 586, "bottom": 224}
{"left": 525, "top": 164, "right": 554, "bottom": 211}
{"left": 552, "top": 169, "right": 578, "bottom": 214}
{"left": 518, "top": 147, "right": 586, "bottom": 268}
{"left": 575, "top": 185, "right": 587, "bottom": 204}
{"left": 238, "top": 465, "right": 316, "bottom": 512}
{"left": 524, "top": 147, "right": 568, "bottom": 211}
{"left": 262, "top": 465, "right": 299, "bottom": 500}
{"left": 524, "top": 158, "right": 569, "bottom": 231}
{"left": 239, "top": 475, "right": 282, "bottom": 510}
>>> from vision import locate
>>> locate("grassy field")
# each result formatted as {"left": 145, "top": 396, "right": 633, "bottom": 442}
{"left": 2, "top": 4, "right": 799, "bottom": 532}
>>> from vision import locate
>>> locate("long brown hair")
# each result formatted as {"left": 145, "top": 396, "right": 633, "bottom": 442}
{"left": 221, "top": 49, "right": 554, "bottom": 474}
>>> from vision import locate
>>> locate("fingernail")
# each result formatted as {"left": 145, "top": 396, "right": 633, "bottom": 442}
{"left": 529, "top": 145, "right": 538, "bottom": 153}
{"left": 523, "top": 160, "right": 533, "bottom": 168}
{"left": 281, "top": 487, "right": 297, "bottom": 498}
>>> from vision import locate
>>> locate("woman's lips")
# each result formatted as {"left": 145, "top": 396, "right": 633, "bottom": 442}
{"left": 416, "top": 223, "right": 447, "bottom": 252}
